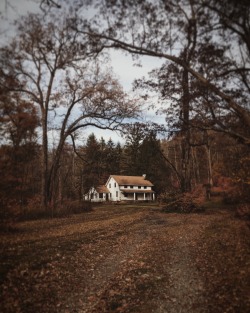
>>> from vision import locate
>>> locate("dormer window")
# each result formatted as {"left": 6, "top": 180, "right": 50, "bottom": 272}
{"left": 138, "top": 186, "right": 141, "bottom": 189}
{"left": 130, "top": 185, "right": 133, "bottom": 189}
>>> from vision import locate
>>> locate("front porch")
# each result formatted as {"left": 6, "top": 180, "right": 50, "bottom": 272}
{"left": 120, "top": 189, "right": 155, "bottom": 201}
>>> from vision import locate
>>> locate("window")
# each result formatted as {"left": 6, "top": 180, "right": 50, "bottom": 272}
{"left": 124, "top": 193, "right": 128, "bottom": 197}
{"left": 109, "top": 183, "right": 111, "bottom": 188}
{"left": 124, "top": 185, "right": 127, "bottom": 188}
{"left": 99, "top": 193, "right": 103, "bottom": 199}
{"left": 130, "top": 185, "right": 133, "bottom": 189}
{"left": 138, "top": 186, "right": 141, "bottom": 189}
{"left": 114, "top": 182, "right": 116, "bottom": 187}
{"left": 144, "top": 186, "right": 147, "bottom": 189}
{"left": 116, "top": 191, "right": 118, "bottom": 197}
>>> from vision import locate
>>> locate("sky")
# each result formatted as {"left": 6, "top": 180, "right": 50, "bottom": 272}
{"left": 0, "top": 0, "right": 165, "bottom": 144}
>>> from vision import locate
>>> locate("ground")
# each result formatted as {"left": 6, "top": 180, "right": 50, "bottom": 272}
{"left": 0, "top": 201, "right": 249, "bottom": 313}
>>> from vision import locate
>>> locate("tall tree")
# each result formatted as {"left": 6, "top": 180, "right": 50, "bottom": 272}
{"left": 105, "top": 138, "right": 121, "bottom": 175}
{"left": 122, "top": 123, "right": 145, "bottom": 175}
{"left": 0, "top": 13, "right": 138, "bottom": 210}
{"left": 81, "top": 133, "right": 102, "bottom": 193}
{"left": 0, "top": 88, "right": 40, "bottom": 212}
{"left": 122, "top": 123, "right": 170, "bottom": 192}
{"left": 139, "top": 131, "right": 171, "bottom": 193}
{"left": 74, "top": 0, "right": 250, "bottom": 146}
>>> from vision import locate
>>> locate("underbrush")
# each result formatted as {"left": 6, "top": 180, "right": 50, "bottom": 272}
{"left": 235, "top": 203, "right": 250, "bottom": 224}
{"left": 22, "top": 200, "right": 93, "bottom": 220}
{"left": 222, "top": 184, "right": 250, "bottom": 223}
{"left": 53, "top": 200, "right": 93, "bottom": 217}
{"left": 0, "top": 199, "right": 93, "bottom": 230}
{"left": 158, "top": 185, "right": 205, "bottom": 213}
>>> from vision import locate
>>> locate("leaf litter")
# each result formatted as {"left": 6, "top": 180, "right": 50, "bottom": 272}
{"left": 0, "top": 204, "right": 249, "bottom": 312}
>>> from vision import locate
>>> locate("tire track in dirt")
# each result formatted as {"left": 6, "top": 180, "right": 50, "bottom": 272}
{"left": 60, "top": 214, "right": 155, "bottom": 313}
{"left": 115, "top": 213, "right": 210, "bottom": 313}
{"left": 153, "top": 216, "right": 208, "bottom": 313}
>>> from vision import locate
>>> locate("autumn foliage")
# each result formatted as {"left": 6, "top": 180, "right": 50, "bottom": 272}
{"left": 158, "top": 185, "right": 205, "bottom": 213}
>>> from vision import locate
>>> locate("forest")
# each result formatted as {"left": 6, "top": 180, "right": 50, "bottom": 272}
{"left": 0, "top": 0, "right": 250, "bottom": 220}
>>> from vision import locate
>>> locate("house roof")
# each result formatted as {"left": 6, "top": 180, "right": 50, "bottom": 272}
{"left": 95, "top": 185, "right": 110, "bottom": 193}
{"left": 109, "top": 175, "right": 154, "bottom": 187}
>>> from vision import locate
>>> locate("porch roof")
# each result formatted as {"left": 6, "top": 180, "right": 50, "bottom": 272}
{"left": 96, "top": 185, "right": 110, "bottom": 193}
{"left": 120, "top": 189, "right": 155, "bottom": 194}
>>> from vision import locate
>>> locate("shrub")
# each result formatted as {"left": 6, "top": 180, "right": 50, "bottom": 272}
{"left": 19, "top": 196, "right": 50, "bottom": 220}
{"left": 223, "top": 192, "right": 240, "bottom": 205}
{"left": 235, "top": 204, "right": 250, "bottom": 221}
{"left": 54, "top": 200, "right": 93, "bottom": 217}
{"left": 223, "top": 182, "right": 250, "bottom": 205}
{"left": 158, "top": 185, "right": 205, "bottom": 213}
{"left": 19, "top": 198, "right": 93, "bottom": 220}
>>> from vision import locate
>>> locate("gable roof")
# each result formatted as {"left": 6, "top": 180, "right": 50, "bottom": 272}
{"left": 109, "top": 175, "right": 154, "bottom": 187}
{"left": 95, "top": 185, "right": 110, "bottom": 193}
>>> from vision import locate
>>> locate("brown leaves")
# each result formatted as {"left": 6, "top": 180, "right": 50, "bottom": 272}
{"left": 0, "top": 204, "right": 249, "bottom": 312}
{"left": 194, "top": 214, "right": 250, "bottom": 312}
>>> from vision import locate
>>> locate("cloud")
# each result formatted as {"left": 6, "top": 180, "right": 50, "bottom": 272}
{"left": 109, "top": 50, "right": 163, "bottom": 92}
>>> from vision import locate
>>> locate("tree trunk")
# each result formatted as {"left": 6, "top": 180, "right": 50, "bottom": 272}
{"left": 180, "top": 68, "right": 192, "bottom": 192}
{"left": 206, "top": 143, "right": 213, "bottom": 187}
{"left": 41, "top": 111, "right": 49, "bottom": 210}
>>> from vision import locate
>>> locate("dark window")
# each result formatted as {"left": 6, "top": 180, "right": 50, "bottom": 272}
{"left": 124, "top": 185, "right": 127, "bottom": 188}
{"left": 109, "top": 183, "right": 111, "bottom": 188}
{"left": 114, "top": 182, "right": 116, "bottom": 187}
{"left": 99, "top": 193, "right": 103, "bottom": 198}
{"left": 144, "top": 186, "right": 147, "bottom": 189}
{"left": 138, "top": 186, "right": 141, "bottom": 189}
{"left": 116, "top": 191, "right": 118, "bottom": 197}
{"left": 130, "top": 185, "right": 133, "bottom": 189}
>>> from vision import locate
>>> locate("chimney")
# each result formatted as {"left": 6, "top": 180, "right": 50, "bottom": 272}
{"left": 142, "top": 174, "right": 146, "bottom": 179}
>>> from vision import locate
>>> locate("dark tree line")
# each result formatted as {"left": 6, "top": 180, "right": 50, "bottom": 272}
{"left": 76, "top": 127, "right": 171, "bottom": 196}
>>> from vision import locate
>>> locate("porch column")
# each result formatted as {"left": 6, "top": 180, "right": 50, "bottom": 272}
{"left": 153, "top": 193, "right": 155, "bottom": 201}
{"left": 144, "top": 193, "right": 146, "bottom": 200}
{"left": 134, "top": 193, "right": 136, "bottom": 200}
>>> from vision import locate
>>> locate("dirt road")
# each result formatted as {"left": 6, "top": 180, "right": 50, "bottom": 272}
{"left": 0, "top": 203, "right": 249, "bottom": 312}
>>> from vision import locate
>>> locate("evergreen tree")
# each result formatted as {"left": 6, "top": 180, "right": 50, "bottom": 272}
{"left": 122, "top": 123, "right": 145, "bottom": 175}
{"left": 82, "top": 134, "right": 102, "bottom": 192}
{"left": 139, "top": 132, "right": 171, "bottom": 193}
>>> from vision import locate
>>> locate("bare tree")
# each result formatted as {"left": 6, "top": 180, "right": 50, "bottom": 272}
{"left": 73, "top": 0, "right": 250, "bottom": 146}
{"left": 0, "top": 13, "right": 138, "bottom": 210}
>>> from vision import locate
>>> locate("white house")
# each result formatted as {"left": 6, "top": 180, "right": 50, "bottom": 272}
{"left": 84, "top": 174, "right": 155, "bottom": 202}
{"left": 84, "top": 185, "right": 110, "bottom": 202}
